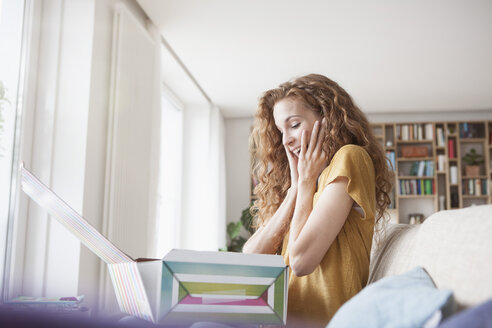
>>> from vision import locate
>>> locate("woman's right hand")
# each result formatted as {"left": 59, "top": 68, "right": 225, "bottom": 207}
{"left": 284, "top": 144, "right": 299, "bottom": 189}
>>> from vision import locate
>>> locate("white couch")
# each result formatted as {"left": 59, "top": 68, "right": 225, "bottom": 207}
{"left": 369, "top": 204, "right": 492, "bottom": 311}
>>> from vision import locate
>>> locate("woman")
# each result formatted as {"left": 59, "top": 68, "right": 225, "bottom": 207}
{"left": 243, "top": 74, "right": 392, "bottom": 326}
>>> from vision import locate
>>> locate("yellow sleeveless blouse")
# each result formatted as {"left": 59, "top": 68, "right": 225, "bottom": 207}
{"left": 281, "top": 145, "right": 376, "bottom": 327}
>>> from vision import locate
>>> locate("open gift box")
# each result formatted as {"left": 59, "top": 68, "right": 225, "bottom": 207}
{"left": 19, "top": 164, "right": 288, "bottom": 325}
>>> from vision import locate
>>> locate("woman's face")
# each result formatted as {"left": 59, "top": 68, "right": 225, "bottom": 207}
{"left": 273, "top": 98, "right": 322, "bottom": 157}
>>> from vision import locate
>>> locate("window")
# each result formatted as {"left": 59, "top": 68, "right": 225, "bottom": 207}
{"left": 155, "top": 87, "right": 183, "bottom": 256}
{"left": 0, "top": 0, "right": 27, "bottom": 297}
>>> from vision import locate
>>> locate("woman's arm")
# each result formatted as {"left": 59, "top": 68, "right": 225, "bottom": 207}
{"left": 286, "top": 119, "right": 353, "bottom": 276}
{"left": 242, "top": 186, "right": 296, "bottom": 254}
{"left": 287, "top": 177, "right": 353, "bottom": 276}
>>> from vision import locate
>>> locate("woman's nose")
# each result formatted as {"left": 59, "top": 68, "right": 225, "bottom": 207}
{"left": 283, "top": 134, "right": 294, "bottom": 146}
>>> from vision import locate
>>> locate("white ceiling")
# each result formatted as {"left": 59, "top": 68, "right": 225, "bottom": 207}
{"left": 137, "top": 0, "right": 492, "bottom": 118}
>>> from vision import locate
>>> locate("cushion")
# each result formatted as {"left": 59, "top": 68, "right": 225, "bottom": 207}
{"left": 438, "top": 298, "right": 492, "bottom": 328}
{"left": 327, "top": 266, "right": 454, "bottom": 328}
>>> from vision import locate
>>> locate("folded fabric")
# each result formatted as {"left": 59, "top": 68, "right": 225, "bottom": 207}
{"left": 438, "top": 298, "right": 492, "bottom": 328}
{"left": 327, "top": 266, "right": 454, "bottom": 328}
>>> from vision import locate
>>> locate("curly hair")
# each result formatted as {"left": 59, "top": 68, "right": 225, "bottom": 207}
{"left": 250, "top": 74, "right": 393, "bottom": 237}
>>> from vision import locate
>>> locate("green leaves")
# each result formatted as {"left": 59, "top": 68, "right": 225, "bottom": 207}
{"left": 227, "top": 221, "right": 242, "bottom": 240}
{"left": 240, "top": 206, "right": 254, "bottom": 235}
{"left": 221, "top": 204, "right": 255, "bottom": 253}
{"left": 462, "top": 148, "right": 484, "bottom": 165}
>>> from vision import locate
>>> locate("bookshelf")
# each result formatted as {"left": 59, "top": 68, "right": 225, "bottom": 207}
{"left": 371, "top": 120, "right": 492, "bottom": 224}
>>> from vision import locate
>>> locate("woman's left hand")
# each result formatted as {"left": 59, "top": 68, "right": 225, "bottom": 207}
{"left": 297, "top": 118, "right": 328, "bottom": 186}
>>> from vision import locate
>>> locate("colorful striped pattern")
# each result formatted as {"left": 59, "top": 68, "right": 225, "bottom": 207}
{"left": 157, "top": 253, "right": 288, "bottom": 325}
{"left": 21, "top": 164, "right": 154, "bottom": 322}
{"left": 107, "top": 263, "right": 154, "bottom": 322}
{"left": 20, "top": 164, "right": 132, "bottom": 264}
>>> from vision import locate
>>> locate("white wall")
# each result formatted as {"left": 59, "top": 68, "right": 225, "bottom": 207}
{"left": 225, "top": 117, "right": 253, "bottom": 226}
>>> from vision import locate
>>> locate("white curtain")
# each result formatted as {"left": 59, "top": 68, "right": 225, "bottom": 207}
{"left": 180, "top": 104, "right": 226, "bottom": 251}
{"left": 155, "top": 90, "right": 183, "bottom": 258}
{"left": 100, "top": 3, "right": 161, "bottom": 312}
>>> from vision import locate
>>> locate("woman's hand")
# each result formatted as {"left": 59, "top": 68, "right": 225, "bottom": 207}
{"left": 297, "top": 118, "right": 328, "bottom": 185}
{"left": 284, "top": 143, "right": 299, "bottom": 189}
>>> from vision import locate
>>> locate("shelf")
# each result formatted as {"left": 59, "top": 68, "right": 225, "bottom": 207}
{"left": 460, "top": 138, "right": 486, "bottom": 143}
{"left": 368, "top": 120, "right": 491, "bottom": 224}
{"left": 398, "top": 157, "right": 434, "bottom": 161}
{"left": 397, "top": 140, "right": 433, "bottom": 144}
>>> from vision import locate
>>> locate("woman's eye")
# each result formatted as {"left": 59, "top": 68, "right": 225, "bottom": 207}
{"left": 291, "top": 123, "right": 300, "bottom": 129}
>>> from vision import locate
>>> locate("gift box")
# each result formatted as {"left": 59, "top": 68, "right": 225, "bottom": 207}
{"left": 20, "top": 164, "right": 288, "bottom": 325}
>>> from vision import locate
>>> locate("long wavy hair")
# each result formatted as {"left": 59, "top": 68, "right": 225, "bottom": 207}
{"left": 250, "top": 74, "right": 392, "bottom": 238}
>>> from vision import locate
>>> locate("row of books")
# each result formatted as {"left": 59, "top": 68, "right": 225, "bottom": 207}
{"left": 460, "top": 122, "right": 484, "bottom": 139}
{"left": 406, "top": 160, "right": 435, "bottom": 177}
{"left": 399, "top": 179, "right": 435, "bottom": 196}
{"left": 398, "top": 123, "right": 434, "bottom": 141}
{"left": 462, "top": 179, "right": 489, "bottom": 196}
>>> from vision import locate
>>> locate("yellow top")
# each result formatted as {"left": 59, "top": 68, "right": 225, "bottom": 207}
{"left": 281, "top": 144, "right": 376, "bottom": 327}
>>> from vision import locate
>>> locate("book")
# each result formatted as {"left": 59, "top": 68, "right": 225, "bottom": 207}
{"left": 437, "top": 155, "right": 446, "bottom": 171}
{"left": 418, "top": 161, "right": 425, "bottom": 177}
{"left": 4, "top": 296, "right": 86, "bottom": 313}
{"left": 450, "top": 166, "right": 458, "bottom": 184}
{"left": 436, "top": 127, "right": 442, "bottom": 146}
{"left": 475, "top": 179, "right": 482, "bottom": 196}
{"left": 448, "top": 139, "right": 455, "bottom": 158}
{"left": 425, "top": 123, "right": 433, "bottom": 140}
{"left": 386, "top": 151, "right": 396, "bottom": 171}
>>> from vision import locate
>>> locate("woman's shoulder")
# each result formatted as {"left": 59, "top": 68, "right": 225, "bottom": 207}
{"left": 333, "top": 144, "right": 371, "bottom": 162}
{"left": 319, "top": 144, "right": 372, "bottom": 178}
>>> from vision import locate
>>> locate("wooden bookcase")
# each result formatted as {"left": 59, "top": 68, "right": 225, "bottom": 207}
{"left": 372, "top": 120, "right": 492, "bottom": 223}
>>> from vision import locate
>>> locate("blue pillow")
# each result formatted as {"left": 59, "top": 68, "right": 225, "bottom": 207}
{"left": 327, "top": 266, "right": 454, "bottom": 328}
{"left": 438, "top": 298, "right": 492, "bottom": 328}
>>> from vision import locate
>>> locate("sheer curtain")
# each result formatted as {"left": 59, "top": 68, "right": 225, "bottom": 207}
{"left": 178, "top": 104, "right": 226, "bottom": 251}
{"left": 155, "top": 89, "right": 183, "bottom": 257}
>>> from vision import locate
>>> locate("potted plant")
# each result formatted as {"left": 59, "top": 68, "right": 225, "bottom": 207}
{"left": 462, "top": 148, "right": 484, "bottom": 176}
{"left": 220, "top": 204, "right": 254, "bottom": 252}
